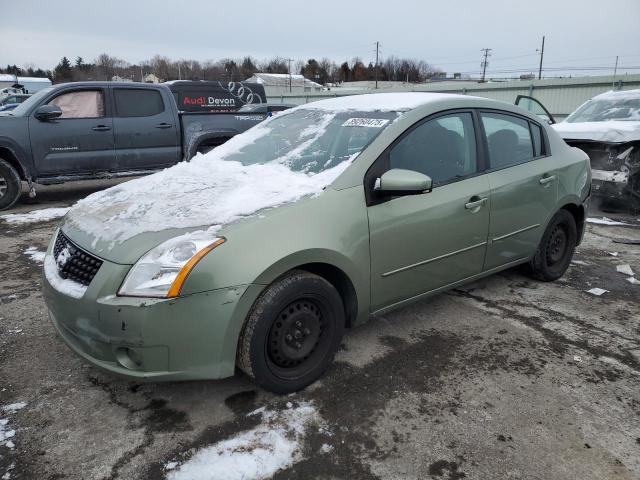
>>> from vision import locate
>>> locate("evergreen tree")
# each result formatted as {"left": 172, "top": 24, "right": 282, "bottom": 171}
{"left": 54, "top": 57, "right": 73, "bottom": 82}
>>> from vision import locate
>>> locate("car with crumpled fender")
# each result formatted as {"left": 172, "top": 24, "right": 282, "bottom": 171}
{"left": 42, "top": 92, "right": 591, "bottom": 393}
{"left": 517, "top": 90, "right": 639, "bottom": 209}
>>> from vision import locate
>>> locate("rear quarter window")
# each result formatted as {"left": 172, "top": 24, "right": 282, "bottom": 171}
{"left": 114, "top": 89, "right": 164, "bottom": 117}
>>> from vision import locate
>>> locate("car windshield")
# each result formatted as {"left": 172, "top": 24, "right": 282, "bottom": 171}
{"left": 566, "top": 95, "right": 640, "bottom": 123}
{"left": 9, "top": 87, "right": 54, "bottom": 116}
{"left": 223, "top": 108, "right": 400, "bottom": 173}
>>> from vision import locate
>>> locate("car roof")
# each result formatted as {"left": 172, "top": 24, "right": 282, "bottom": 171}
{"left": 592, "top": 89, "right": 640, "bottom": 101}
{"left": 295, "top": 92, "right": 487, "bottom": 112}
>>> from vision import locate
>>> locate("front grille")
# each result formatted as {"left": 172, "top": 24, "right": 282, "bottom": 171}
{"left": 53, "top": 232, "right": 103, "bottom": 286}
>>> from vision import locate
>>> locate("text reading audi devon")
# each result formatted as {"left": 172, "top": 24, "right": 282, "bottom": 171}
{"left": 43, "top": 93, "right": 591, "bottom": 393}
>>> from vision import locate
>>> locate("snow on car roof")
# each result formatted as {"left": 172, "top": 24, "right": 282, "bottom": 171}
{"left": 592, "top": 89, "right": 640, "bottom": 101}
{"left": 296, "top": 92, "right": 471, "bottom": 112}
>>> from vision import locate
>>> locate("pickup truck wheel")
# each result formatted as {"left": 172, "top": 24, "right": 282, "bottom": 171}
{"left": 237, "top": 270, "right": 345, "bottom": 394}
{"left": 0, "top": 159, "right": 21, "bottom": 211}
{"left": 526, "top": 209, "right": 577, "bottom": 281}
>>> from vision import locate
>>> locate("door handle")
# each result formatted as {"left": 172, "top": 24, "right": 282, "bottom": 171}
{"left": 155, "top": 123, "right": 173, "bottom": 129}
{"left": 91, "top": 125, "right": 111, "bottom": 131}
{"left": 465, "top": 197, "right": 488, "bottom": 210}
{"left": 539, "top": 174, "right": 556, "bottom": 185}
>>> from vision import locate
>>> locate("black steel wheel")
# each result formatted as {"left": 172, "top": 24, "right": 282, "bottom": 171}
{"left": 527, "top": 209, "right": 577, "bottom": 281}
{"left": 238, "top": 270, "right": 345, "bottom": 394}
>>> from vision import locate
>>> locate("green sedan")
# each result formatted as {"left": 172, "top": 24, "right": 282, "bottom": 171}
{"left": 42, "top": 93, "right": 591, "bottom": 393}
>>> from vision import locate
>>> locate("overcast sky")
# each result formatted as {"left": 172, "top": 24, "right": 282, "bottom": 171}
{"left": 2, "top": 0, "right": 639, "bottom": 78}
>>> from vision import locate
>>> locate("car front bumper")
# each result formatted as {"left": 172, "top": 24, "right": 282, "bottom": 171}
{"left": 591, "top": 168, "right": 630, "bottom": 199}
{"left": 42, "top": 247, "right": 263, "bottom": 382}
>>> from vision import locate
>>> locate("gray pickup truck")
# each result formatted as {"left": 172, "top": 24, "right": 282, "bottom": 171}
{"left": 0, "top": 81, "right": 269, "bottom": 209}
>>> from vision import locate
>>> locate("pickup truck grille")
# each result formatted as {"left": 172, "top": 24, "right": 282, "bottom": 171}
{"left": 53, "top": 231, "right": 103, "bottom": 286}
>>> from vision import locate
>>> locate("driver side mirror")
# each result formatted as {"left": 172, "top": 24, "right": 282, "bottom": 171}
{"left": 374, "top": 169, "right": 432, "bottom": 195}
{"left": 35, "top": 104, "right": 62, "bottom": 121}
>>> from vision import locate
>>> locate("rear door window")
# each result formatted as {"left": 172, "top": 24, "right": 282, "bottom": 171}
{"left": 481, "top": 112, "right": 534, "bottom": 169}
{"left": 114, "top": 89, "right": 164, "bottom": 117}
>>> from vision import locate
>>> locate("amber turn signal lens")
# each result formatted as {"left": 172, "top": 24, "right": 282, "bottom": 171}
{"left": 166, "top": 238, "right": 226, "bottom": 298}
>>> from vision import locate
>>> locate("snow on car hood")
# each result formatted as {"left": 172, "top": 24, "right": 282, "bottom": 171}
{"left": 552, "top": 120, "right": 640, "bottom": 143}
{"left": 63, "top": 119, "right": 355, "bottom": 254}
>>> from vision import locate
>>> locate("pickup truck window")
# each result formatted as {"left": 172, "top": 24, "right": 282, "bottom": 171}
{"left": 49, "top": 90, "right": 105, "bottom": 119}
{"left": 114, "top": 89, "right": 164, "bottom": 117}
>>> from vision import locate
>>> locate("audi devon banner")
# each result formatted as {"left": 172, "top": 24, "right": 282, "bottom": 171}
{"left": 169, "top": 81, "right": 266, "bottom": 113}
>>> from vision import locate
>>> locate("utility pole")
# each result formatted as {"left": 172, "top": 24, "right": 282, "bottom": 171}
{"left": 374, "top": 41, "right": 380, "bottom": 89}
{"left": 287, "top": 58, "right": 294, "bottom": 93}
{"left": 178, "top": 63, "right": 182, "bottom": 80}
{"left": 480, "top": 48, "right": 492, "bottom": 82}
{"left": 613, "top": 55, "right": 619, "bottom": 87}
{"left": 537, "top": 36, "right": 545, "bottom": 80}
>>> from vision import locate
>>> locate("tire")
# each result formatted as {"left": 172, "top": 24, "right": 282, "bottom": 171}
{"left": 237, "top": 270, "right": 345, "bottom": 394}
{"left": 526, "top": 209, "right": 577, "bottom": 281}
{"left": 0, "top": 159, "right": 21, "bottom": 211}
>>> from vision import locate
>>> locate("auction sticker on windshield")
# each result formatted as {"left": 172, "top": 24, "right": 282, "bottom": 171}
{"left": 342, "top": 118, "right": 390, "bottom": 128}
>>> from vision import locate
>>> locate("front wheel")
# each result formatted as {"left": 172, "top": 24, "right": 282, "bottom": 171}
{"left": 0, "top": 159, "right": 21, "bottom": 211}
{"left": 237, "top": 270, "right": 345, "bottom": 394}
{"left": 526, "top": 209, "right": 577, "bottom": 281}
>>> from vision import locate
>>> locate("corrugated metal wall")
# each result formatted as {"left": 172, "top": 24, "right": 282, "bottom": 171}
{"left": 270, "top": 74, "right": 640, "bottom": 120}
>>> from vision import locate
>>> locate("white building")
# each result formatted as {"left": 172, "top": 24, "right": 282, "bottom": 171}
{"left": 244, "top": 73, "right": 323, "bottom": 95}
{"left": 0, "top": 74, "right": 52, "bottom": 93}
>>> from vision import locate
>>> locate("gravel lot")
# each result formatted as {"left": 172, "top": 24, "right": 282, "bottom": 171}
{"left": 1, "top": 181, "right": 639, "bottom": 480}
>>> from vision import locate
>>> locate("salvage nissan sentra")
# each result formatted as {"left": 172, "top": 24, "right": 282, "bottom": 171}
{"left": 42, "top": 93, "right": 591, "bottom": 393}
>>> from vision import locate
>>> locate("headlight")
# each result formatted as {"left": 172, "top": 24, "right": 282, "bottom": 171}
{"left": 118, "top": 231, "right": 225, "bottom": 298}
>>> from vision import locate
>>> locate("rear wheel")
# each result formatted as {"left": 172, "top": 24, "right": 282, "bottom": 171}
{"left": 526, "top": 209, "right": 577, "bottom": 281}
{"left": 0, "top": 159, "right": 21, "bottom": 211}
{"left": 237, "top": 270, "right": 345, "bottom": 394}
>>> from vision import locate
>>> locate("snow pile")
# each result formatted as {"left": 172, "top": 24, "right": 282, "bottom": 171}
{"left": 0, "top": 207, "right": 70, "bottom": 225}
{"left": 166, "top": 402, "right": 323, "bottom": 480}
{"left": 1, "top": 402, "right": 26, "bottom": 452}
{"left": 23, "top": 247, "right": 45, "bottom": 264}
{"left": 44, "top": 254, "right": 87, "bottom": 299}
{"left": 586, "top": 217, "right": 628, "bottom": 226}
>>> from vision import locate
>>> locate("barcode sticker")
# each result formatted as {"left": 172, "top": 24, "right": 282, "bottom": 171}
{"left": 342, "top": 118, "right": 389, "bottom": 128}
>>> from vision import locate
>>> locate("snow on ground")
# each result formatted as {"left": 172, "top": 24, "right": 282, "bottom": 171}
{"left": 0, "top": 402, "right": 25, "bottom": 454}
{"left": 166, "top": 402, "right": 325, "bottom": 480}
{"left": 0, "top": 207, "right": 70, "bottom": 225}
{"left": 23, "top": 247, "right": 45, "bottom": 264}
{"left": 586, "top": 217, "right": 628, "bottom": 226}
{"left": 1, "top": 404, "right": 26, "bottom": 415}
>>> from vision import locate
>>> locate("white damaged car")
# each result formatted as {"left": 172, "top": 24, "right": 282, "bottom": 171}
{"left": 517, "top": 90, "right": 640, "bottom": 209}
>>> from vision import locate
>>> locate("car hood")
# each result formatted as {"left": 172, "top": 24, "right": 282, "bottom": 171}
{"left": 552, "top": 120, "right": 640, "bottom": 143}
{"left": 61, "top": 152, "right": 352, "bottom": 264}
